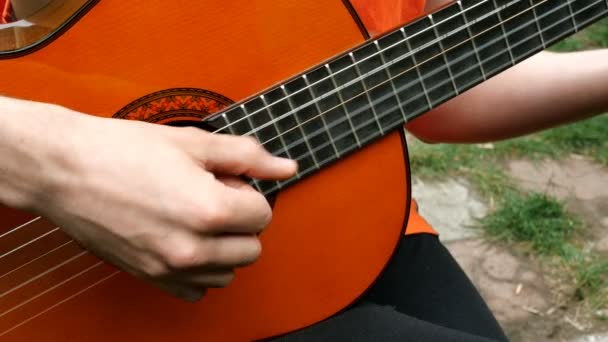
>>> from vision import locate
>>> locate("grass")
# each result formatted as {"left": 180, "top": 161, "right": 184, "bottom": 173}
{"left": 480, "top": 192, "right": 580, "bottom": 255}
{"left": 408, "top": 18, "right": 608, "bottom": 311}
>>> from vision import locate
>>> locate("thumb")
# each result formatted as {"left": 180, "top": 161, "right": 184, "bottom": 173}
{"left": 201, "top": 134, "right": 297, "bottom": 179}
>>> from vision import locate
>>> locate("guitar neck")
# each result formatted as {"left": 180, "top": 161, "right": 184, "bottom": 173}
{"left": 206, "top": 0, "right": 608, "bottom": 195}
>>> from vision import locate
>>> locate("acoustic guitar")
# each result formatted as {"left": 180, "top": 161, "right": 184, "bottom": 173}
{"left": 0, "top": 0, "right": 605, "bottom": 340}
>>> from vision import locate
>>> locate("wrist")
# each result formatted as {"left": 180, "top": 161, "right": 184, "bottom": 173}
{"left": 0, "top": 97, "right": 87, "bottom": 212}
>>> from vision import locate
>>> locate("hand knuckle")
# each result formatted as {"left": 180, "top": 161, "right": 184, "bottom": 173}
{"left": 201, "top": 202, "right": 230, "bottom": 228}
{"left": 163, "top": 240, "right": 200, "bottom": 269}
{"left": 186, "top": 201, "right": 228, "bottom": 231}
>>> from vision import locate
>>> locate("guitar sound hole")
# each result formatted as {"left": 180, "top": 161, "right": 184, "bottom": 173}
{"left": 166, "top": 120, "right": 213, "bottom": 131}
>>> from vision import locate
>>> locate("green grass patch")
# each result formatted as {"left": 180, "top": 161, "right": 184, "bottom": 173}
{"left": 560, "top": 244, "right": 608, "bottom": 308}
{"left": 480, "top": 192, "right": 580, "bottom": 255}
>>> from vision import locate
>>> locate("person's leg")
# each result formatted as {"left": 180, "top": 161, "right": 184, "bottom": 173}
{"left": 269, "top": 302, "right": 500, "bottom": 342}
{"left": 268, "top": 234, "right": 508, "bottom": 341}
{"left": 361, "top": 234, "right": 508, "bottom": 341}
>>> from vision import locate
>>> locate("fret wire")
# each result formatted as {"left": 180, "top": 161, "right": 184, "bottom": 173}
{"left": 401, "top": 28, "right": 433, "bottom": 108}
{"left": 281, "top": 85, "right": 321, "bottom": 170}
{"left": 325, "top": 63, "right": 362, "bottom": 147}
{"left": 458, "top": 0, "right": 488, "bottom": 80}
{"left": 374, "top": 40, "right": 408, "bottom": 123}
{"left": 221, "top": 113, "right": 237, "bottom": 135}
{"left": 529, "top": 0, "right": 547, "bottom": 48}
{"left": 302, "top": 74, "right": 341, "bottom": 157}
{"left": 242, "top": 105, "right": 260, "bottom": 140}
{"left": 429, "top": 14, "right": 460, "bottom": 94}
{"left": 348, "top": 53, "right": 385, "bottom": 135}
{"left": 240, "top": 104, "right": 277, "bottom": 191}
{"left": 264, "top": 0, "right": 593, "bottom": 162}
{"left": 493, "top": 0, "right": 517, "bottom": 64}
{"left": 566, "top": 0, "right": 580, "bottom": 31}
{"left": 259, "top": 95, "right": 300, "bottom": 180}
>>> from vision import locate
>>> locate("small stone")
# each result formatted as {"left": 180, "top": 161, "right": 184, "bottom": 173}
{"left": 571, "top": 333, "right": 608, "bottom": 342}
{"left": 412, "top": 178, "right": 487, "bottom": 242}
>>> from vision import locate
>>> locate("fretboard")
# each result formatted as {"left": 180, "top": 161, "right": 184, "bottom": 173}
{"left": 206, "top": 0, "right": 607, "bottom": 196}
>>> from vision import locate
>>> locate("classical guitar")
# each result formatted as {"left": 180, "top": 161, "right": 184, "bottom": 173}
{"left": 0, "top": 0, "right": 605, "bottom": 340}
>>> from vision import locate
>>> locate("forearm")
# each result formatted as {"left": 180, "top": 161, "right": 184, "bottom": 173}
{"left": 0, "top": 96, "right": 80, "bottom": 210}
{"left": 406, "top": 49, "right": 608, "bottom": 143}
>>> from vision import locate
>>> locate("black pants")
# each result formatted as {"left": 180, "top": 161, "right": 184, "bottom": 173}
{"left": 269, "top": 234, "right": 509, "bottom": 341}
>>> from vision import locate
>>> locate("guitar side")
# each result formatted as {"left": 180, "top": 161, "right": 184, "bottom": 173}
{"left": 0, "top": 1, "right": 410, "bottom": 340}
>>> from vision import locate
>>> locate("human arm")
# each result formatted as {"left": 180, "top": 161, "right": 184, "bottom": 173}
{"left": 0, "top": 96, "right": 297, "bottom": 301}
{"left": 406, "top": 0, "right": 608, "bottom": 143}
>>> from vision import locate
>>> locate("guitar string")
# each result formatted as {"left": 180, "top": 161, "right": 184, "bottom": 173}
{"left": 208, "top": 0, "right": 492, "bottom": 133}
{"left": 0, "top": 0, "right": 596, "bottom": 303}
{"left": 0, "top": 0, "right": 541, "bottom": 246}
{"left": 0, "top": 0, "right": 491, "bottom": 242}
{"left": 0, "top": 270, "right": 119, "bottom": 337}
{"left": 258, "top": 0, "right": 557, "bottom": 149}
{"left": 0, "top": 261, "right": 105, "bottom": 320}
{"left": 0, "top": 0, "right": 544, "bottom": 243}
{"left": 259, "top": 0, "right": 605, "bottom": 196}
{"left": 0, "top": 240, "right": 74, "bottom": 280}
{"left": 0, "top": 227, "right": 60, "bottom": 260}
{"left": 213, "top": 0, "right": 526, "bottom": 137}
{"left": 261, "top": 0, "right": 595, "bottom": 157}
{"left": 0, "top": 216, "right": 40, "bottom": 239}
{"left": 0, "top": 251, "right": 88, "bottom": 298}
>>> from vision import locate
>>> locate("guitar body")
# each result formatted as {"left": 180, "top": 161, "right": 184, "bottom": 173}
{"left": 0, "top": 1, "right": 410, "bottom": 340}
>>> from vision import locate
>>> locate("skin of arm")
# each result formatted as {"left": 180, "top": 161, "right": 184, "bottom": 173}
{"left": 406, "top": 0, "right": 608, "bottom": 143}
{"left": 0, "top": 97, "right": 296, "bottom": 301}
